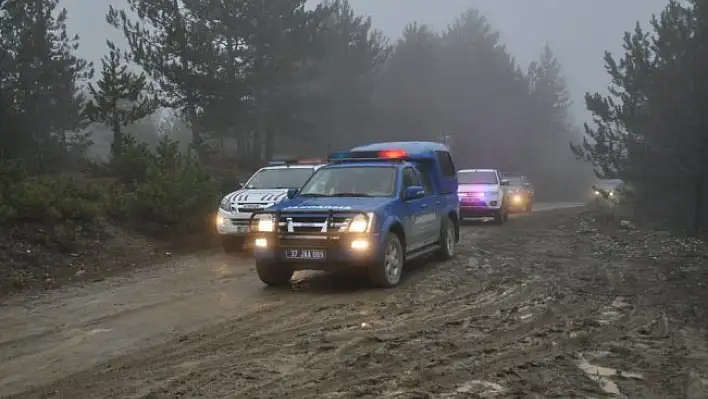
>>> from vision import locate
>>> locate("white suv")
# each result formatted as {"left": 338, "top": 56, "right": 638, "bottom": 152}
{"left": 216, "top": 160, "right": 324, "bottom": 252}
{"left": 457, "top": 168, "right": 510, "bottom": 224}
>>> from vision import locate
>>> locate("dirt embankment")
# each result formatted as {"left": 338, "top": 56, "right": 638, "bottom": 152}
{"left": 5, "top": 207, "right": 708, "bottom": 398}
{"left": 0, "top": 222, "right": 203, "bottom": 297}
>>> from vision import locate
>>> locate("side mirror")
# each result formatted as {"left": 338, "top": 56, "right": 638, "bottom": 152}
{"left": 286, "top": 188, "right": 298, "bottom": 199}
{"left": 234, "top": 182, "right": 243, "bottom": 190}
{"left": 403, "top": 186, "right": 425, "bottom": 200}
{"left": 500, "top": 179, "right": 510, "bottom": 186}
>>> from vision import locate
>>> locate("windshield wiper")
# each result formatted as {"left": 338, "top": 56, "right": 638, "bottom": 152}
{"left": 300, "top": 193, "right": 327, "bottom": 197}
{"left": 331, "top": 193, "right": 372, "bottom": 197}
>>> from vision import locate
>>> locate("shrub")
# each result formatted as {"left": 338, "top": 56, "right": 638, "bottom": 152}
{"left": 126, "top": 137, "right": 219, "bottom": 236}
{"left": 0, "top": 159, "right": 105, "bottom": 225}
{"left": 0, "top": 135, "right": 221, "bottom": 242}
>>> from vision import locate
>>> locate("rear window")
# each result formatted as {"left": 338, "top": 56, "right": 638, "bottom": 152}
{"left": 459, "top": 171, "right": 499, "bottom": 184}
{"left": 436, "top": 151, "right": 456, "bottom": 177}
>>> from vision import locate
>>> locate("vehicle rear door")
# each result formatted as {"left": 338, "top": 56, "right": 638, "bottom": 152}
{"left": 414, "top": 164, "right": 441, "bottom": 245}
{"left": 401, "top": 167, "right": 430, "bottom": 251}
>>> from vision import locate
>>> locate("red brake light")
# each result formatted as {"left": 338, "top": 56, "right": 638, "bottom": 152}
{"left": 378, "top": 149, "right": 407, "bottom": 159}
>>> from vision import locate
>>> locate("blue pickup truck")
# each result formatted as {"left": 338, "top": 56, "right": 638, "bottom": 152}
{"left": 249, "top": 142, "right": 460, "bottom": 288}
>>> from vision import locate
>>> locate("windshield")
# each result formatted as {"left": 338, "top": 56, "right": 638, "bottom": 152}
{"left": 596, "top": 179, "right": 623, "bottom": 190}
{"left": 299, "top": 166, "right": 397, "bottom": 197}
{"left": 459, "top": 171, "right": 499, "bottom": 185}
{"left": 245, "top": 168, "right": 315, "bottom": 189}
{"left": 506, "top": 177, "right": 523, "bottom": 186}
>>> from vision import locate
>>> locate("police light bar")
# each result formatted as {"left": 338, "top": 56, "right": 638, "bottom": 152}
{"left": 328, "top": 149, "right": 409, "bottom": 162}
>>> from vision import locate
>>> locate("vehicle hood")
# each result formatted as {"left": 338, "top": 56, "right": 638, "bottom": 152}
{"left": 224, "top": 188, "right": 289, "bottom": 203}
{"left": 273, "top": 196, "right": 394, "bottom": 212}
{"left": 458, "top": 184, "right": 500, "bottom": 192}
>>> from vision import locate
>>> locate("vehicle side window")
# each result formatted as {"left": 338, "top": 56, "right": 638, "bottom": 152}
{"left": 415, "top": 165, "right": 434, "bottom": 195}
{"left": 436, "top": 151, "right": 456, "bottom": 177}
{"left": 401, "top": 168, "right": 421, "bottom": 197}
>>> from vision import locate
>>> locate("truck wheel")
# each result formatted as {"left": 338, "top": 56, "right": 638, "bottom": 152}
{"left": 492, "top": 209, "right": 504, "bottom": 225}
{"left": 256, "top": 260, "right": 294, "bottom": 286}
{"left": 503, "top": 206, "right": 509, "bottom": 221}
{"left": 221, "top": 236, "right": 245, "bottom": 253}
{"left": 436, "top": 216, "right": 456, "bottom": 260}
{"left": 369, "top": 233, "right": 404, "bottom": 288}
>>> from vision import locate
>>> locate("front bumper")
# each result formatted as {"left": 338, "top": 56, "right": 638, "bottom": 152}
{"left": 252, "top": 231, "right": 383, "bottom": 271}
{"left": 215, "top": 209, "right": 251, "bottom": 237}
{"left": 459, "top": 196, "right": 502, "bottom": 217}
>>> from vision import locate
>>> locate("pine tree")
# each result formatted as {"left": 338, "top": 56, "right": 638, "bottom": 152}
{"left": 308, "top": 0, "right": 390, "bottom": 150}
{"left": 0, "top": 0, "right": 92, "bottom": 170}
{"left": 107, "top": 0, "right": 215, "bottom": 155}
{"left": 376, "top": 22, "right": 438, "bottom": 141}
{"left": 571, "top": 0, "right": 708, "bottom": 231}
{"left": 84, "top": 41, "right": 158, "bottom": 156}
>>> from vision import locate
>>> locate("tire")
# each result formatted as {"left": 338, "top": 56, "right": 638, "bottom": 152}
{"left": 492, "top": 208, "right": 504, "bottom": 225}
{"left": 503, "top": 205, "right": 509, "bottom": 221}
{"left": 256, "top": 260, "right": 294, "bottom": 286}
{"left": 221, "top": 236, "right": 245, "bottom": 253}
{"left": 525, "top": 199, "right": 532, "bottom": 213}
{"left": 369, "top": 232, "right": 404, "bottom": 288}
{"left": 436, "top": 216, "right": 457, "bottom": 260}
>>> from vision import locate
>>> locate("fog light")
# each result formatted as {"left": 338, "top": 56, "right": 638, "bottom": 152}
{"left": 254, "top": 238, "right": 267, "bottom": 248}
{"left": 216, "top": 216, "right": 225, "bottom": 226}
{"left": 351, "top": 239, "right": 368, "bottom": 250}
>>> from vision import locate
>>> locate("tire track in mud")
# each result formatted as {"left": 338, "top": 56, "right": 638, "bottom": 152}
{"left": 10, "top": 207, "right": 630, "bottom": 399}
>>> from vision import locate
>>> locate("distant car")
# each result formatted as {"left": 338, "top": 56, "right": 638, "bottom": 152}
{"left": 502, "top": 173, "right": 534, "bottom": 212}
{"left": 216, "top": 158, "right": 325, "bottom": 252}
{"left": 250, "top": 141, "right": 460, "bottom": 288}
{"left": 457, "top": 168, "right": 510, "bottom": 224}
{"left": 592, "top": 179, "right": 623, "bottom": 202}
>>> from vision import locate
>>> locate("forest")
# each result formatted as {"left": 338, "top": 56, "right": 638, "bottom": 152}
{"left": 0, "top": 0, "right": 582, "bottom": 243}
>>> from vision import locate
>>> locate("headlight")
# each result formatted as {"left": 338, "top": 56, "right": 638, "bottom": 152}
{"left": 594, "top": 190, "right": 600, "bottom": 195}
{"left": 219, "top": 197, "right": 230, "bottom": 211}
{"left": 256, "top": 214, "right": 275, "bottom": 232}
{"left": 343, "top": 213, "right": 372, "bottom": 233}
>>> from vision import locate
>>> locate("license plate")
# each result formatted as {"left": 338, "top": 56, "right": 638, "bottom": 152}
{"left": 284, "top": 248, "right": 326, "bottom": 260}
{"left": 461, "top": 197, "right": 478, "bottom": 204}
{"left": 235, "top": 225, "right": 249, "bottom": 233}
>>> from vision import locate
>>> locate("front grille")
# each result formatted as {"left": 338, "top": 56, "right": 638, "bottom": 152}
{"left": 237, "top": 207, "right": 264, "bottom": 213}
{"left": 230, "top": 219, "right": 250, "bottom": 226}
{"left": 278, "top": 214, "right": 352, "bottom": 233}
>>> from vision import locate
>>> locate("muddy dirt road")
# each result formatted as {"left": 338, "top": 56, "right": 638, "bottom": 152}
{"left": 3, "top": 202, "right": 708, "bottom": 398}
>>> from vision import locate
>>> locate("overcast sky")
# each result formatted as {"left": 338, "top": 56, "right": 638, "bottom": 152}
{"left": 61, "top": 0, "right": 670, "bottom": 124}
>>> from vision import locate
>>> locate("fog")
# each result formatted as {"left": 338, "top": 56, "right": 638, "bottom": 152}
{"left": 3, "top": 0, "right": 675, "bottom": 201}
{"left": 61, "top": 0, "right": 669, "bottom": 124}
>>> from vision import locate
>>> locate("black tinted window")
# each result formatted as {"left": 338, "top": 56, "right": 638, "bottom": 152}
{"left": 415, "top": 165, "right": 435, "bottom": 195}
{"left": 436, "top": 151, "right": 456, "bottom": 177}
{"left": 402, "top": 168, "right": 421, "bottom": 188}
